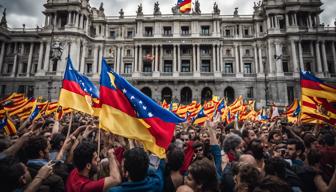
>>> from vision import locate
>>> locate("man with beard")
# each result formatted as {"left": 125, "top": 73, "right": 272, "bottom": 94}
{"left": 66, "top": 141, "right": 121, "bottom": 192}
{"left": 285, "top": 138, "right": 305, "bottom": 167}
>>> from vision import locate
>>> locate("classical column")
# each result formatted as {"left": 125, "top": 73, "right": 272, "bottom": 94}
{"left": 177, "top": 45, "right": 181, "bottom": 73}
{"left": 116, "top": 46, "right": 120, "bottom": 73}
{"left": 53, "top": 13, "right": 57, "bottom": 26}
{"left": 298, "top": 41, "right": 304, "bottom": 71}
{"left": 285, "top": 14, "right": 290, "bottom": 27}
{"left": 134, "top": 45, "right": 138, "bottom": 72}
{"left": 254, "top": 44, "right": 258, "bottom": 73}
{"left": 154, "top": 45, "right": 159, "bottom": 71}
{"left": 321, "top": 41, "right": 329, "bottom": 73}
{"left": 258, "top": 45, "right": 264, "bottom": 74}
{"left": 193, "top": 44, "right": 196, "bottom": 72}
{"left": 274, "top": 41, "right": 283, "bottom": 76}
{"left": 212, "top": 45, "right": 216, "bottom": 72}
{"left": 80, "top": 46, "right": 86, "bottom": 73}
{"left": 45, "top": 15, "right": 49, "bottom": 27}
{"left": 75, "top": 13, "right": 79, "bottom": 28}
{"left": 85, "top": 17, "right": 89, "bottom": 33}
{"left": 80, "top": 14, "right": 84, "bottom": 29}
{"left": 315, "top": 41, "right": 322, "bottom": 73}
{"left": 26, "top": 43, "right": 34, "bottom": 77}
{"left": 239, "top": 45, "right": 244, "bottom": 74}
{"left": 92, "top": 45, "right": 98, "bottom": 74}
{"left": 173, "top": 45, "right": 177, "bottom": 76}
{"left": 43, "top": 42, "right": 50, "bottom": 72}
{"left": 291, "top": 40, "right": 299, "bottom": 74}
{"left": 36, "top": 42, "right": 44, "bottom": 74}
{"left": 332, "top": 41, "right": 336, "bottom": 73}
{"left": 216, "top": 45, "right": 220, "bottom": 72}
{"left": 268, "top": 40, "right": 274, "bottom": 75}
{"left": 0, "top": 42, "right": 5, "bottom": 74}
{"left": 159, "top": 45, "right": 163, "bottom": 72}
{"left": 234, "top": 44, "right": 240, "bottom": 74}
{"left": 139, "top": 45, "right": 143, "bottom": 73}
{"left": 119, "top": 46, "right": 123, "bottom": 74}
{"left": 219, "top": 45, "right": 223, "bottom": 72}
{"left": 11, "top": 43, "right": 18, "bottom": 77}
{"left": 67, "top": 12, "right": 71, "bottom": 25}
{"left": 197, "top": 44, "right": 201, "bottom": 72}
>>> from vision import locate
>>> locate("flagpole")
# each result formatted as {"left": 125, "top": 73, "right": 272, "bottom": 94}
{"left": 66, "top": 111, "right": 73, "bottom": 138}
{"left": 97, "top": 126, "right": 101, "bottom": 159}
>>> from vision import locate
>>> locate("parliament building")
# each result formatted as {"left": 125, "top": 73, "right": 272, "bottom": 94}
{"left": 0, "top": 0, "right": 335, "bottom": 107}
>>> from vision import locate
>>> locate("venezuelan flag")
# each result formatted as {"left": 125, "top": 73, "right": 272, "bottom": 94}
{"left": 301, "top": 71, "right": 336, "bottom": 101}
{"left": 59, "top": 58, "right": 100, "bottom": 116}
{"left": 0, "top": 116, "right": 17, "bottom": 136}
{"left": 178, "top": 0, "right": 192, "bottom": 13}
{"left": 99, "top": 59, "right": 185, "bottom": 158}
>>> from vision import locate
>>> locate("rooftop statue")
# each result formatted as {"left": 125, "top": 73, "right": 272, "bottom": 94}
{"left": 137, "top": 3, "right": 143, "bottom": 16}
{"left": 171, "top": 4, "right": 179, "bottom": 15}
{"left": 154, "top": 1, "right": 161, "bottom": 15}
{"left": 234, "top": 7, "right": 239, "bottom": 17}
{"left": 193, "top": 0, "right": 201, "bottom": 15}
{"left": 213, "top": 2, "right": 220, "bottom": 15}
{"left": 0, "top": 8, "right": 7, "bottom": 28}
{"left": 119, "top": 8, "right": 124, "bottom": 19}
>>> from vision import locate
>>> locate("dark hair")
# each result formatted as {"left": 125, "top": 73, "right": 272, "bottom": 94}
{"left": 303, "top": 134, "right": 316, "bottom": 149}
{"left": 268, "top": 130, "right": 281, "bottom": 143}
{"left": 253, "top": 175, "right": 291, "bottom": 192}
{"left": 166, "top": 144, "right": 184, "bottom": 171}
{"left": 264, "top": 158, "right": 289, "bottom": 180}
{"left": 287, "top": 138, "right": 305, "bottom": 154}
{"left": 223, "top": 134, "right": 242, "bottom": 152}
{"left": 123, "top": 147, "right": 149, "bottom": 181}
{"left": 0, "top": 156, "right": 25, "bottom": 192}
{"left": 189, "top": 158, "right": 218, "bottom": 192}
{"left": 249, "top": 139, "right": 264, "bottom": 160}
{"left": 320, "top": 133, "right": 335, "bottom": 146}
{"left": 25, "top": 136, "right": 49, "bottom": 159}
{"left": 307, "top": 149, "right": 322, "bottom": 166}
{"left": 236, "top": 164, "right": 260, "bottom": 192}
{"left": 50, "top": 133, "right": 66, "bottom": 151}
{"left": 73, "top": 141, "right": 97, "bottom": 171}
{"left": 42, "top": 119, "right": 54, "bottom": 130}
{"left": 242, "top": 129, "right": 249, "bottom": 139}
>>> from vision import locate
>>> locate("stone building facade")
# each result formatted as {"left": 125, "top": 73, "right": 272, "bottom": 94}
{"left": 0, "top": 0, "right": 335, "bottom": 107}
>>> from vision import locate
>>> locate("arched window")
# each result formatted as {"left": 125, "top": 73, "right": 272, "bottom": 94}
{"left": 224, "top": 86, "right": 235, "bottom": 104}
{"left": 140, "top": 87, "right": 152, "bottom": 98}
{"left": 201, "top": 87, "right": 212, "bottom": 103}
{"left": 161, "top": 87, "right": 172, "bottom": 103}
{"left": 180, "top": 87, "right": 192, "bottom": 104}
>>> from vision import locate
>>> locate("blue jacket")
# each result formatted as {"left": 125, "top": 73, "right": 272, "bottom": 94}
{"left": 108, "top": 160, "right": 164, "bottom": 192}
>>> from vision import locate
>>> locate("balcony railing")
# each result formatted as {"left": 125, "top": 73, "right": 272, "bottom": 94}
{"left": 222, "top": 73, "right": 235, "bottom": 77}
{"left": 180, "top": 72, "right": 193, "bottom": 76}
{"left": 142, "top": 72, "right": 152, "bottom": 76}
{"left": 243, "top": 73, "right": 257, "bottom": 77}
{"left": 284, "top": 72, "right": 293, "bottom": 76}
{"left": 201, "top": 72, "right": 214, "bottom": 76}
{"left": 161, "top": 72, "right": 173, "bottom": 76}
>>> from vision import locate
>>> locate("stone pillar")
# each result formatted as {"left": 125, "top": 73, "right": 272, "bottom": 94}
{"left": 321, "top": 41, "right": 329, "bottom": 73}
{"left": 291, "top": 40, "right": 299, "bottom": 75}
{"left": 196, "top": 44, "right": 201, "bottom": 74}
{"left": 134, "top": 45, "right": 138, "bottom": 72}
{"left": 285, "top": 14, "right": 290, "bottom": 27}
{"left": 159, "top": 45, "right": 163, "bottom": 72}
{"left": 219, "top": 45, "right": 223, "bottom": 72}
{"left": 43, "top": 42, "right": 51, "bottom": 72}
{"left": 80, "top": 14, "right": 84, "bottom": 29}
{"left": 239, "top": 45, "right": 244, "bottom": 74}
{"left": 267, "top": 17, "right": 271, "bottom": 29}
{"left": 80, "top": 46, "right": 86, "bottom": 73}
{"left": 45, "top": 15, "right": 49, "bottom": 27}
{"left": 173, "top": 45, "right": 178, "bottom": 76}
{"left": 258, "top": 44, "right": 264, "bottom": 74}
{"left": 308, "top": 14, "right": 312, "bottom": 28}
{"left": 119, "top": 46, "right": 123, "bottom": 74}
{"left": 216, "top": 45, "right": 220, "bottom": 72}
{"left": 26, "top": 43, "right": 34, "bottom": 77}
{"left": 155, "top": 45, "right": 159, "bottom": 71}
{"left": 294, "top": 13, "right": 297, "bottom": 26}
{"left": 36, "top": 42, "right": 44, "bottom": 75}
{"left": 315, "top": 41, "right": 323, "bottom": 74}
{"left": 193, "top": 44, "right": 196, "bottom": 72}
{"left": 332, "top": 41, "right": 336, "bottom": 73}
{"left": 298, "top": 41, "right": 304, "bottom": 71}
{"left": 139, "top": 45, "right": 143, "bottom": 73}
{"left": 212, "top": 45, "right": 216, "bottom": 72}
{"left": 75, "top": 13, "right": 79, "bottom": 28}
{"left": 235, "top": 44, "right": 240, "bottom": 74}
{"left": 268, "top": 40, "right": 274, "bottom": 75}
{"left": 0, "top": 42, "right": 5, "bottom": 74}
{"left": 274, "top": 41, "right": 283, "bottom": 76}
{"left": 67, "top": 12, "right": 71, "bottom": 25}
{"left": 85, "top": 17, "right": 89, "bottom": 33}
{"left": 92, "top": 45, "right": 98, "bottom": 75}
{"left": 254, "top": 44, "right": 258, "bottom": 73}
{"left": 53, "top": 13, "right": 57, "bottom": 26}
{"left": 116, "top": 46, "right": 120, "bottom": 73}
{"left": 177, "top": 45, "right": 181, "bottom": 74}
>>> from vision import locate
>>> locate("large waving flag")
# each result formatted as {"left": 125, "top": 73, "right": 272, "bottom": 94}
{"left": 0, "top": 116, "right": 17, "bottom": 136}
{"left": 99, "top": 59, "right": 185, "bottom": 158}
{"left": 178, "top": 0, "right": 192, "bottom": 13}
{"left": 59, "top": 58, "right": 100, "bottom": 116}
{"left": 192, "top": 108, "right": 207, "bottom": 125}
{"left": 301, "top": 71, "right": 336, "bottom": 101}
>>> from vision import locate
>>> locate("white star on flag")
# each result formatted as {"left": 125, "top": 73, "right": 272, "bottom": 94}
{"left": 148, "top": 112, "right": 153, "bottom": 117}
{"left": 122, "top": 89, "right": 127, "bottom": 93}
{"left": 143, "top": 106, "right": 147, "bottom": 110}
{"left": 139, "top": 101, "right": 143, "bottom": 104}
{"left": 130, "top": 96, "right": 135, "bottom": 100}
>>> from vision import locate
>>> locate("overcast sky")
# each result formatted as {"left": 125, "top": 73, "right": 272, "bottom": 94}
{"left": 1, "top": 0, "right": 335, "bottom": 28}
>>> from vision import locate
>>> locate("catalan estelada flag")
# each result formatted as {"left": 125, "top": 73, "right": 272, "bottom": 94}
{"left": 28, "top": 102, "right": 41, "bottom": 122}
{"left": 301, "top": 71, "right": 336, "bottom": 101}
{"left": 99, "top": 59, "right": 185, "bottom": 158}
{"left": 178, "top": 0, "right": 192, "bottom": 13}
{"left": 59, "top": 58, "right": 100, "bottom": 116}
{"left": 193, "top": 108, "right": 207, "bottom": 125}
{"left": 0, "top": 116, "right": 17, "bottom": 136}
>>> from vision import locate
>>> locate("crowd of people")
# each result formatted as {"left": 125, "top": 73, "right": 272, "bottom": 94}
{"left": 0, "top": 107, "right": 336, "bottom": 192}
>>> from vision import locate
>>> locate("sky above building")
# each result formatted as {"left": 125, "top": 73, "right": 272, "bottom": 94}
{"left": 1, "top": 0, "right": 335, "bottom": 28}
